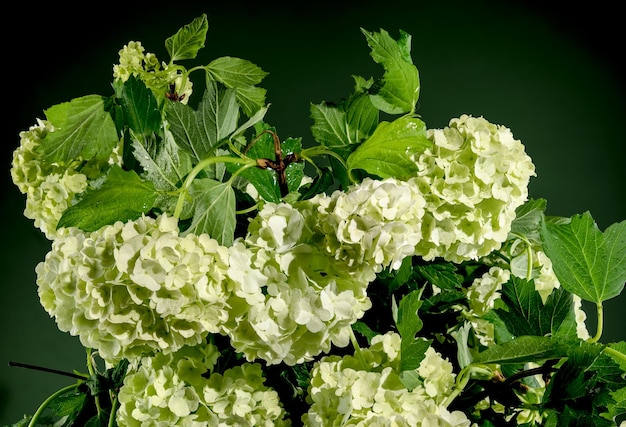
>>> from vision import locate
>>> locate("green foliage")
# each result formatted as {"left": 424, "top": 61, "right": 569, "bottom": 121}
{"left": 116, "top": 75, "right": 162, "bottom": 135}
{"left": 9, "top": 13, "right": 626, "bottom": 427}
{"left": 495, "top": 276, "right": 576, "bottom": 338}
{"left": 472, "top": 335, "right": 569, "bottom": 365}
{"left": 166, "top": 81, "right": 240, "bottom": 162}
{"left": 165, "top": 14, "right": 208, "bottom": 62}
{"left": 183, "top": 178, "right": 236, "bottom": 245}
{"left": 39, "top": 95, "right": 119, "bottom": 163}
{"left": 57, "top": 166, "right": 157, "bottom": 231}
{"left": 542, "top": 341, "right": 624, "bottom": 424}
{"left": 396, "top": 289, "right": 432, "bottom": 371}
{"left": 347, "top": 115, "right": 432, "bottom": 180}
{"left": 361, "top": 28, "right": 420, "bottom": 114}
{"left": 541, "top": 211, "right": 626, "bottom": 303}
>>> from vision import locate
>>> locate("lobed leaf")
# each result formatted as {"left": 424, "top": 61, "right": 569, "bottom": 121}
{"left": 117, "top": 75, "right": 161, "bottom": 135}
{"left": 541, "top": 212, "right": 626, "bottom": 303}
{"left": 182, "top": 178, "right": 236, "bottom": 246}
{"left": 495, "top": 276, "right": 574, "bottom": 338}
{"left": 396, "top": 290, "right": 431, "bottom": 372}
{"left": 347, "top": 115, "right": 432, "bottom": 180}
{"left": 165, "top": 14, "right": 208, "bottom": 62}
{"left": 40, "top": 95, "right": 118, "bottom": 163}
{"left": 57, "top": 166, "right": 157, "bottom": 231}
{"left": 166, "top": 81, "right": 239, "bottom": 162}
{"left": 361, "top": 28, "right": 419, "bottom": 114}
{"left": 472, "top": 335, "right": 569, "bottom": 365}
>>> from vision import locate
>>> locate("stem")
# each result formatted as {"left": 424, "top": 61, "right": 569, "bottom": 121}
{"left": 86, "top": 349, "right": 103, "bottom": 416}
{"left": 300, "top": 146, "right": 352, "bottom": 181}
{"left": 442, "top": 365, "right": 472, "bottom": 408}
{"left": 349, "top": 327, "right": 368, "bottom": 370}
{"left": 8, "top": 361, "right": 87, "bottom": 380}
{"left": 589, "top": 302, "right": 604, "bottom": 343}
{"left": 442, "top": 364, "right": 494, "bottom": 408}
{"left": 173, "top": 156, "right": 256, "bottom": 218}
{"left": 108, "top": 394, "right": 120, "bottom": 427}
{"left": 28, "top": 383, "right": 81, "bottom": 427}
{"left": 603, "top": 346, "right": 626, "bottom": 363}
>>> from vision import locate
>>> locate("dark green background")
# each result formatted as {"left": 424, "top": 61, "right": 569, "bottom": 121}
{"left": 2, "top": 1, "right": 624, "bottom": 423}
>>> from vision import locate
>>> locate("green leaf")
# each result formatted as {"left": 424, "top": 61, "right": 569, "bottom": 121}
{"left": 472, "top": 335, "right": 569, "bottom": 365}
{"left": 227, "top": 123, "right": 298, "bottom": 203}
{"left": 309, "top": 78, "right": 378, "bottom": 149}
{"left": 310, "top": 87, "right": 378, "bottom": 150}
{"left": 228, "top": 84, "right": 267, "bottom": 117}
{"left": 39, "top": 95, "right": 118, "bottom": 163}
{"left": 347, "top": 115, "right": 432, "bottom": 180}
{"left": 454, "top": 322, "right": 474, "bottom": 369}
{"left": 352, "top": 321, "right": 378, "bottom": 344}
{"left": 282, "top": 137, "right": 304, "bottom": 193}
{"left": 206, "top": 56, "right": 268, "bottom": 116}
{"left": 117, "top": 75, "right": 161, "bottom": 135}
{"left": 415, "top": 261, "right": 463, "bottom": 291}
{"left": 509, "top": 198, "right": 547, "bottom": 245}
{"left": 166, "top": 81, "right": 240, "bottom": 162}
{"left": 85, "top": 413, "right": 110, "bottom": 427}
{"left": 541, "top": 212, "right": 626, "bottom": 303}
{"left": 544, "top": 341, "right": 625, "bottom": 423}
{"left": 197, "top": 81, "right": 239, "bottom": 150}
{"left": 57, "top": 166, "right": 157, "bottom": 231}
{"left": 165, "top": 14, "right": 208, "bottom": 62}
{"left": 182, "top": 178, "right": 236, "bottom": 246}
{"left": 310, "top": 101, "right": 351, "bottom": 148}
{"left": 361, "top": 28, "right": 419, "bottom": 114}
{"left": 396, "top": 290, "right": 431, "bottom": 371}
{"left": 297, "top": 166, "right": 335, "bottom": 200}
{"left": 207, "top": 56, "right": 268, "bottom": 87}
{"left": 131, "top": 129, "right": 193, "bottom": 191}
{"left": 495, "top": 276, "right": 574, "bottom": 337}
{"left": 107, "top": 358, "right": 129, "bottom": 389}
{"left": 344, "top": 78, "right": 379, "bottom": 142}
{"left": 47, "top": 392, "right": 87, "bottom": 419}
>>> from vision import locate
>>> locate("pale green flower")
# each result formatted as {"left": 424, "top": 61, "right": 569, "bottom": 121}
{"left": 202, "top": 363, "right": 290, "bottom": 426}
{"left": 303, "top": 332, "right": 470, "bottom": 426}
{"left": 36, "top": 214, "right": 231, "bottom": 364}
{"left": 417, "top": 347, "right": 456, "bottom": 404}
{"left": 113, "top": 41, "right": 192, "bottom": 104}
{"left": 11, "top": 120, "right": 122, "bottom": 239}
{"left": 117, "top": 343, "right": 220, "bottom": 426}
{"left": 24, "top": 170, "right": 88, "bottom": 239}
{"left": 223, "top": 202, "right": 372, "bottom": 366}
{"left": 412, "top": 115, "right": 536, "bottom": 263}
{"left": 532, "top": 250, "right": 560, "bottom": 300}
{"left": 314, "top": 177, "right": 426, "bottom": 274}
{"left": 572, "top": 294, "right": 590, "bottom": 340}
{"left": 462, "top": 266, "right": 510, "bottom": 346}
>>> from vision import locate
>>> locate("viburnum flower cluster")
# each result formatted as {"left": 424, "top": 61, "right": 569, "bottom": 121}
{"left": 10, "top": 120, "right": 122, "bottom": 239}
{"left": 35, "top": 214, "right": 231, "bottom": 363}
{"left": 412, "top": 114, "right": 536, "bottom": 263}
{"left": 117, "top": 342, "right": 290, "bottom": 426}
{"left": 303, "top": 332, "right": 470, "bottom": 426}
{"left": 8, "top": 15, "right": 626, "bottom": 427}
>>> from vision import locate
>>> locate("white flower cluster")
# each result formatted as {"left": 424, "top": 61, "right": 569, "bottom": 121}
{"left": 35, "top": 214, "right": 231, "bottom": 363}
{"left": 223, "top": 202, "right": 373, "bottom": 365}
{"left": 10, "top": 120, "right": 120, "bottom": 239}
{"left": 117, "top": 343, "right": 290, "bottom": 426}
{"left": 302, "top": 332, "right": 471, "bottom": 426}
{"left": 314, "top": 177, "right": 427, "bottom": 275}
{"left": 113, "top": 41, "right": 193, "bottom": 103}
{"left": 412, "top": 114, "right": 536, "bottom": 263}
{"left": 462, "top": 266, "right": 511, "bottom": 347}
